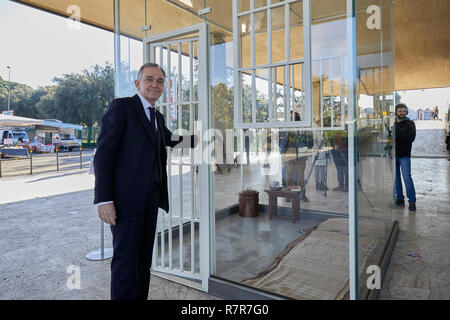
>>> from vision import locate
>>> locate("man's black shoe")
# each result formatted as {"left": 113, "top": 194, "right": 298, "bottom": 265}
{"left": 396, "top": 199, "right": 405, "bottom": 207}
{"left": 409, "top": 202, "right": 416, "bottom": 212}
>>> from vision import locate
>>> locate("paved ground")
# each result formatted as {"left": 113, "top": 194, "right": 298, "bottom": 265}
{"left": 411, "top": 120, "right": 448, "bottom": 158}
{"left": 0, "top": 120, "right": 448, "bottom": 300}
{"left": 0, "top": 151, "right": 216, "bottom": 300}
{"left": 378, "top": 120, "right": 450, "bottom": 299}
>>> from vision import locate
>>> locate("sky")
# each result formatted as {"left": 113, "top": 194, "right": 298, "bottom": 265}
{"left": 0, "top": 0, "right": 141, "bottom": 89}
{"left": 0, "top": 0, "right": 449, "bottom": 112}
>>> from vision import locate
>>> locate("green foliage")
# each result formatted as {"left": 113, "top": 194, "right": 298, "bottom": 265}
{"left": 0, "top": 76, "right": 35, "bottom": 117}
{"left": 0, "top": 64, "right": 114, "bottom": 143}
{"left": 49, "top": 63, "right": 114, "bottom": 128}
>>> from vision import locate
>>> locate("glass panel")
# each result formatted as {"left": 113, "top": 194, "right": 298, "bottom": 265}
{"left": 289, "top": 1, "right": 304, "bottom": 61}
{"left": 241, "top": 72, "right": 253, "bottom": 123}
{"left": 271, "top": 5, "right": 285, "bottom": 64}
{"left": 254, "top": 0, "right": 268, "bottom": 9}
{"left": 274, "top": 65, "right": 286, "bottom": 122}
{"left": 291, "top": 62, "right": 305, "bottom": 119}
{"left": 147, "top": 0, "right": 202, "bottom": 36}
{"left": 116, "top": 1, "right": 145, "bottom": 99}
{"left": 270, "top": 0, "right": 284, "bottom": 5}
{"left": 207, "top": 0, "right": 233, "bottom": 31}
{"left": 355, "top": 0, "right": 395, "bottom": 299}
{"left": 255, "top": 68, "right": 270, "bottom": 122}
{"left": 240, "top": 14, "right": 252, "bottom": 68}
{"left": 239, "top": 0, "right": 251, "bottom": 12}
{"left": 254, "top": 10, "right": 268, "bottom": 66}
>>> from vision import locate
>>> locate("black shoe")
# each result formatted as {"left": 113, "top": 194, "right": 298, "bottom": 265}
{"left": 409, "top": 202, "right": 416, "bottom": 212}
{"left": 396, "top": 199, "right": 405, "bottom": 207}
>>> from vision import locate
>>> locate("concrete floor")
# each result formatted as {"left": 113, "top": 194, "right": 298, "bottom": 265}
{"left": 0, "top": 120, "right": 448, "bottom": 300}
{"left": 379, "top": 120, "right": 450, "bottom": 299}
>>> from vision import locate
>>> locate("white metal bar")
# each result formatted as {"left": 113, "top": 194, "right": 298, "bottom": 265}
{"left": 113, "top": 0, "right": 121, "bottom": 98}
{"left": 303, "top": 0, "right": 313, "bottom": 127}
{"left": 238, "top": 55, "right": 339, "bottom": 72}
{"left": 252, "top": 70, "right": 257, "bottom": 124}
{"left": 250, "top": 9, "right": 255, "bottom": 67}
{"left": 283, "top": 65, "right": 287, "bottom": 121}
{"left": 177, "top": 42, "right": 184, "bottom": 272}
{"left": 235, "top": 121, "right": 346, "bottom": 130}
{"left": 240, "top": 129, "right": 244, "bottom": 189}
{"left": 189, "top": 40, "right": 195, "bottom": 273}
{"left": 160, "top": 214, "right": 165, "bottom": 267}
{"left": 320, "top": 59, "right": 324, "bottom": 126}
{"left": 233, "top": 0, "right": 243, "bottom": 128}
{"left": 151, "top": 36, "right": 199, "bottom": 47}
{"left": 267, "top": 6, "right": 273, "bottom": 123}
{"left": 143, "top": 24, "right": 203, "bottom": 43}
{"left": 166, "top": 44, "right": 173, "bottom": 269}
{"left": 238, "top": 58, "right": 305, "bottom": 71}
{"left": 152, "top": 266, "right": 202, "bottom": 281}
{"left": 198, "top": 22, "right": 210, "bottom": 292}
{"left": 273, "top": 67, "right": 277, "bottom": 121}
{"left": 250, "top": 7, "right": 257, "bottom": 124}
{"left": 331, "top": 57, "right": 335, "bottom": 128}
{"left": 341, "top": 57, "right": 345, "bottom": 126}
{"left": 237, "top": 0, "right": 290, "bottom": 16}
{"left": 291, "top": 63, "right": 295, "bottom": 120}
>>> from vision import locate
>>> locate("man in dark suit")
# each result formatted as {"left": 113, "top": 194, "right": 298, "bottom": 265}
{"left": 94, "top": 63, "right": 195, "bottom": 300}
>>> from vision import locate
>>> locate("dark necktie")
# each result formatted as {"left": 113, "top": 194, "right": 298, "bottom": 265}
{"left": 148, "top": 106, "right": 156, "bottom": 133}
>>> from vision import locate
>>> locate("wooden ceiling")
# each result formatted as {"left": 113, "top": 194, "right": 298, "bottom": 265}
{"left": 13, "top": 0, "right": 450, "bottom": 91}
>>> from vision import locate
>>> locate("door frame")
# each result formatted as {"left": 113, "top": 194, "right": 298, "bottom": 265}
{"left": 143, "top": 22, "right": 211, "bottom": 292}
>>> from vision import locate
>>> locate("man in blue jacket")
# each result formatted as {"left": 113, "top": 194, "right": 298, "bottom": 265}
{"left": 94, "top": 63, "right": 196, "bottom": 299}
{"left": 394, "top": 103, "right": 416, "bottom": 211}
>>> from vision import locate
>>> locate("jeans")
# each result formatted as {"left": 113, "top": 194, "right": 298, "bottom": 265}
{"left": 395, "top": 157, "right": 416, "bottom": 202}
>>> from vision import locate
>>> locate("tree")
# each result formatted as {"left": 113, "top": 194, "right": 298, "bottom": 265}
{"left": 0, "top": 76, "right": 35, "bottom": 116}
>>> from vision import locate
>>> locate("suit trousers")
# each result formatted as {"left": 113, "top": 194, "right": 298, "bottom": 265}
{"left": 110, "top": 184, "right": 161, "bottom": 300}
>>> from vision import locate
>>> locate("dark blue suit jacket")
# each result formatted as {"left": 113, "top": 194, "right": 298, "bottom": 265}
{"left": 93, "top": 94, "right": 185, "bottom": 215}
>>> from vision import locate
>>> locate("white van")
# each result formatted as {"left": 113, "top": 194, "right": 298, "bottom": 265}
{"left": 1, "top": 129, "right": 14, "bottom": 145}
{"left": 0, "top": 129, "right": 29, "bottom": 145}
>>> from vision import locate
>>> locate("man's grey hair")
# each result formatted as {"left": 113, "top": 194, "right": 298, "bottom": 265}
{"left": 136, "top": 63, "right": 166, "bottom": 81}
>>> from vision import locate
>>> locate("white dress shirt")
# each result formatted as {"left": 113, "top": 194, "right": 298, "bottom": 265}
{"left": 97, "top": 92, "right": 157, "bottom": 207}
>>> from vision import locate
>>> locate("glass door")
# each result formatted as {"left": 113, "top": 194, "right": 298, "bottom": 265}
{"left": 144, "top": 23, "right": 211, "bottom": 291}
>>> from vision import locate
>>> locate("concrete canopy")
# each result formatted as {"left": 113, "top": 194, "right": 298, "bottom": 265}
{"left": 13, "top": 0, "right": 450, "bottom": 91}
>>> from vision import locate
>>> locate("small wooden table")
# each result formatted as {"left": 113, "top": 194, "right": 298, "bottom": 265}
{"left": 264, "top": 189, "right": 301, "bottom": 223}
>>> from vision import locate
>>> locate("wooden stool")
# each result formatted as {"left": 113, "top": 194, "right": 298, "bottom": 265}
{"left": 264, "top": 189, "right": 301, "bottom": 223}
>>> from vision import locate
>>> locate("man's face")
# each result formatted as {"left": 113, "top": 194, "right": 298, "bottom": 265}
{"left": 396, "top": 107, "right": 407, "bottom": 119}
{"left": 134, "top": 67, "right": 165, "bottom": 105}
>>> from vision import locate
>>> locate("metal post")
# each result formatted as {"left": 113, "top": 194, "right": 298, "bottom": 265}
{"left": 30, "top": 150, "right": 32, "bottom": 175}
{"left": 85, "top": 221, "right": 113, "bottom": 261}
{"left": 113, "top": 0, "right": 121, "bottom": 98}
{"left": 7, "top": 66, "right": 11, "bottom": 113}
{"left": 0, "top": 152, "right": 2, "bottom": 178}
{"left": 56, "top": 147, "right": 59, "bottom": 171}
{"left": 79, "top": 147, "right": 82, "bottom": 169}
